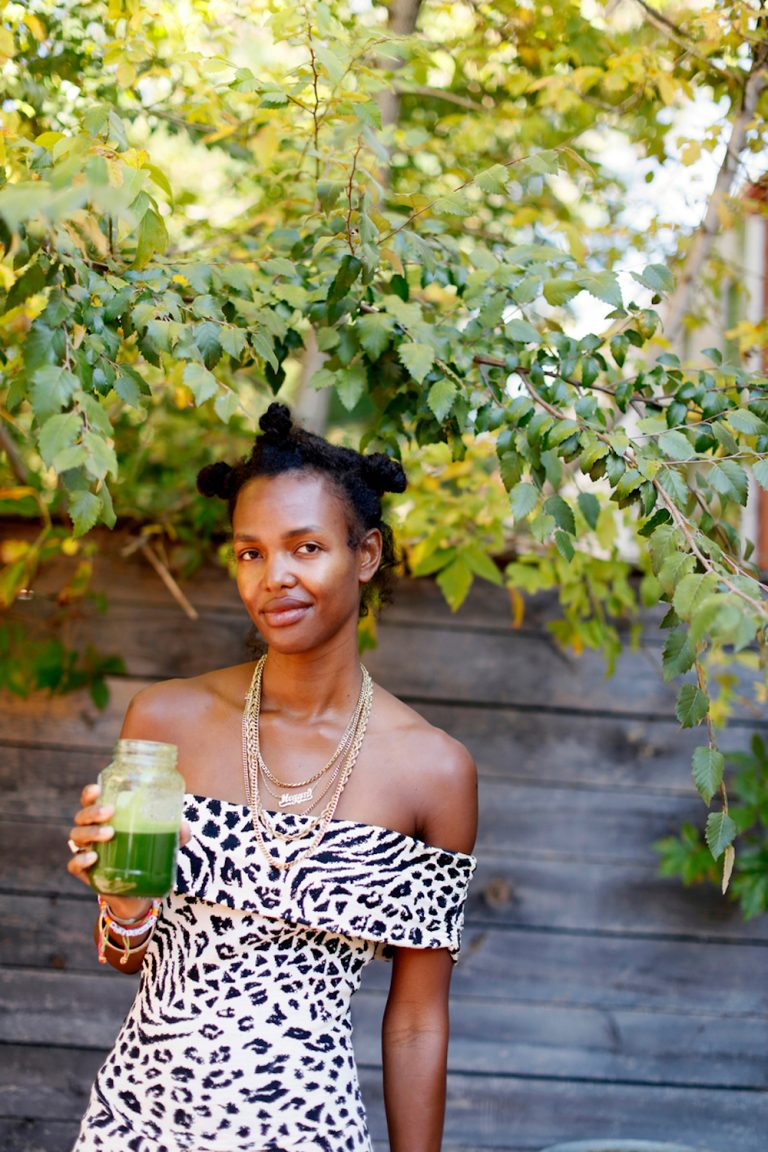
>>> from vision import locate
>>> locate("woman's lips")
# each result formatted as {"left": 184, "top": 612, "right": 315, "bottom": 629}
{"left": 261, "top": 600, "right": 311, "bottom": 627}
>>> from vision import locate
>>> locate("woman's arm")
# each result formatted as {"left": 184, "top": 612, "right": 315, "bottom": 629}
{"left": 382, "top": 947, "right": 453, "bottom": 1152}
{"left": 382, "top": 734, "right": 478, "bottom": 1151}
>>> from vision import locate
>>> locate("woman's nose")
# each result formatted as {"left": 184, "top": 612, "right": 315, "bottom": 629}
{"left": 264, "top": 554, "right": 297, "bottom": 588}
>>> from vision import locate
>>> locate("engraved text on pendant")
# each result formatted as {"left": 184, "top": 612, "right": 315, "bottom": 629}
{"left": 279, "top": 788, "right": 313, "bottom": 808}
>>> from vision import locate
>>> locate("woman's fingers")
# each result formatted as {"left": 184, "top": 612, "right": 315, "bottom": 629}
{"left": 180, "top": 819, "right": 191, "bottom": 848}
{"left": 67, "top": 784, "right": 113, "bottom": 887}
{"left": 80, "top": 782, "right": 101, "bottom": 808}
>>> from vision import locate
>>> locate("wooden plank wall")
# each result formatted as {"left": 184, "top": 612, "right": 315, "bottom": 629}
{"left": 1, "top": 540, "right": 766, "bottom": 1152}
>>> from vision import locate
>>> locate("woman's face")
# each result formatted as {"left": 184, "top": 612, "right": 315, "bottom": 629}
{"left": 232, "top": 471, "right": 381, "bottom": 655}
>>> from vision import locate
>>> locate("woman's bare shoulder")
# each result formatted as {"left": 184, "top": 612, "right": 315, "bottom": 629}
{"left": 121, "top": 663, "right": 254, "bottom": 742}
{"left": 372, "top": 686, "right": 477, "bottom": 852}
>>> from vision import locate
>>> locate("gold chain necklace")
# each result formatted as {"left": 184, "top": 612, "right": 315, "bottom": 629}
{"left": 254, "top": 656, "right": 369, "bottom": 804}
{"left": 242, "top": 657, "right": 374, "bottom": 869}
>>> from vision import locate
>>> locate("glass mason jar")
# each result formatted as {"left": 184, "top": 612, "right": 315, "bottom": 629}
{"left": 90, "top": 739, "right": 184, "bottom": 898}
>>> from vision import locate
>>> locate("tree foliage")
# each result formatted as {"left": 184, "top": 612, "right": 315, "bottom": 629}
{"left": 1, "top": 0, "right": 767, "bottom": 912}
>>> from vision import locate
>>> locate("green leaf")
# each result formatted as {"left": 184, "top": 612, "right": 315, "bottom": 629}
{"left": 31, "top": 367, "right": 79, "bottom": 419}
{"left": 69, "top": 490, "right": 102, "bottom": 537}
{"left": 260, "top": 88, "right": 289, "bottom": 107}
{"left": 675, "top": 683, "right": 709, "bottom": 728}
{"left": 183, "top": 362, "right": 218, "bottom": 405}
{"left": 657, "top": 551, "right": 695, "bottom": 596}
{"left": 327, "top": 254, "right": 362, "bottom": 309}
{"left": 504, "top": 317, "right": 542, "bottom": 344}
{"left": 543, "top": 494, "right": 576, "bottom": 534}
{"left": 708, "top": 459, "right": 748, "bottom": 506}
{"left": 673, "top": 572, "right": 719, "bottom": 620}
{"left": 427, "top": 377, "right": 456, "bottom": 422}
{"left": 509, "top": 482, "right": 539, "bottom": 521}
{"left": 753, "top": 457, "right": 768, "bottom": 491}
{"left": 398, "top": 342, "right": 435, "bottom": 385}
{"left": 577, "top": 491, "right": 600, "bottom": 530}
{"left": 436, "top": 556, "right": 473, "bottom": 612}
{"left": 579, "top": 270, "right": 623, "bottom": 309}
{"left": 462, "top": 546, "right": 503, "bottom": 586}
{"left": 634, "top": 263, "right": 674, "bottom": 293}
{"left": 728, "top": 408, "right": 768, "bottom": 435}
{"left": 261, "top": 257, "right": 297, "bottom": 277}
{"left": 705, "top": 810, "right": 737, "bottom": 861}
{"left": 548, "top": 419, "right": 580, "bottom": 447}
{"left": 658, "top": 429, "right": 695, "bottom": 460}
{"left": 250, "top": 328, "right": 279, "bottom": 371}
{"left": 475, "top": 164, "right": 509, "bottom": 194}
{"left": 114, "top": 365, "right": 149, "bottom": 406}
{"left": 220, "top": 326, "right": 247, "bottom": 359}
{"left": 554, "top": 529, "right": 575, "bottom": 562}
{"left": 662, "top": 628, "right": 695, "bottom": 681}
{"left": 357, "top": 313, "right": 395, "bottom": 360}
{"left": 543, "top": 278, "right": 580, "bottom": 306}
{"left": 317, "top": 181, "right": 345, "bottom": 213}
{"left": 134, "top": 208, "right": 169, "bottom": 269}
{"left": 214, "top": 390, "right": 240, "bottom": 423}
{"left": 335, "top": 363, "right": 366, "bottom": 411}
{"left": 194, "top": 321, "right": 222, "bottom": 369}
{"left": 5, "top": 259, "right": 47, "bottom": 311}
{"left": 38, "top": 412, "right": 82, "bottom": 467}
{"left": 692, "top": 746, "right": 724, "bottom": 806}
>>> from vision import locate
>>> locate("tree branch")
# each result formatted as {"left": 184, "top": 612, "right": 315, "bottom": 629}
{"left": 663, "top": 41, "right": 768, "bottom": 349}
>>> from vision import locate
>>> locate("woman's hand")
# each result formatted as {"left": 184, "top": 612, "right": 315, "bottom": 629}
{"left": 66, "top": 782, "right": 190, "bottom": 922}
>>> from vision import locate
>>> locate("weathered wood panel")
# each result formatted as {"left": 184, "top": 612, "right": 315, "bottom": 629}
{"left": 3, "top": 1045, "right": 765, "bottom": 1151}
{"left": 2, "top": 968, "right": 765, "bottom": 1089}
{"left": 2, "top": 554, "right": 766, "bottom": 1152}
{"left": 3, "top": 709, "right": 757, "bottom": 806}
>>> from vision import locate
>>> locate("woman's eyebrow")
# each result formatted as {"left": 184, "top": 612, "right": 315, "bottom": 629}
{"left": 233, "top": 526, "right": 323, "bottom": 542}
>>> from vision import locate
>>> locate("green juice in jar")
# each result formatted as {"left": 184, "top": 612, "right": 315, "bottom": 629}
{"left": 93, "top": 825, "right": 180, "bottom": 897}
{"left": 90, "top": 739, "right": 183, "bottom": 898}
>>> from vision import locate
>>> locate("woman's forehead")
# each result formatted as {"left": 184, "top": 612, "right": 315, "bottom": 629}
{"left": 233, "top": 470, "right": 348, "bottom": 527}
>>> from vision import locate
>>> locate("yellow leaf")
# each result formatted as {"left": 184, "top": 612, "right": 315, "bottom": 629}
{"left": 722, "top": 844, "right": 735, "bottom": 894}
{"left": 0, "top": 488, "right": 36, "bottom": 503}
{"left": 0, "top": 28, "right": 15, "bottom": 63}
{"left": 35, "top": 131, "right": 65, "bottom": 151}
{"left": 508, "top": 586, "right": 525, "bottom": 629}
{"left": 0, "top": 539, "right": 29, "bottom": 564}
{"left": 380, "top": 247, "right": 403, "bottom": 275}
{"left": 680, "top": 141, "right": 701, "bottom": 166}
{"left": 201, "top": 124, "right": 237, "bottom": 145}
{"left": 61, "top": 538, "right": 81, "bottom": 557}
{"left": 117, "top": 60, "right": 136, "bottom": 89}
{"left": 24, "top": 13, "right": 47, "bottom": 41}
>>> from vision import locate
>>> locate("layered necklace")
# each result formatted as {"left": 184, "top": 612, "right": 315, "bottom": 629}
{"left": 242, "top": 655, "right": 374, "bottom": 870}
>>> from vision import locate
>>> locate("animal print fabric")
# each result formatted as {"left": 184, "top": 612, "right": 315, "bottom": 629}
{"left": 73, "top": 794, "right": 476, "bottom": 1152}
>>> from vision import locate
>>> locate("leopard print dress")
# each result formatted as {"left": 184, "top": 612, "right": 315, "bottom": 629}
{"left": 73, "top": 794, "right": 476, "bottom": 1152}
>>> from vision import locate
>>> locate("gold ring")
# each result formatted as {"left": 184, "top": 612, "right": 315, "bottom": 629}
{"left": 67, "top": 838, "right": 80, "bottom": 854}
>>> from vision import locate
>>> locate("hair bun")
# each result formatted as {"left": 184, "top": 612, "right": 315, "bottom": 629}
{"left": 362, "top": 452, "right": 407, "bottom": 495}
{"left": 259, "top": 402, "right": 293, "bottom": 444}
{"left": 196, "top": 461, "right": 234, "bottom": 499}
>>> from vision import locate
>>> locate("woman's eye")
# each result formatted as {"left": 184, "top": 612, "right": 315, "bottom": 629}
{"left": 298, "top": 542, "right": 320, "bottom": 555}
{"left": 238, "top": 549, "right": 261, "bottom": 561}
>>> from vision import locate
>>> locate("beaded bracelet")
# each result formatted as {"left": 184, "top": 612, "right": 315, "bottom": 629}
{"left": 97, "top": 896, "right": 161, "bottom": 965}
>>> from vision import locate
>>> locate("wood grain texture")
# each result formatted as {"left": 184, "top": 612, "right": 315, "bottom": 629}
{"left": 2, "top": 569, "right": 766, "bottom": 1152}
{"left": 2, "top": 968, "right": 765, "bottom": 1089}
{"left": 1, "top": 1045, "right": 764, "bottom": 1151}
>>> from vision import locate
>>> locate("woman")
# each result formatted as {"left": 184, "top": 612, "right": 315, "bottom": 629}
{"left": 67, "top": 403, "right": 478, "bottom": 1152}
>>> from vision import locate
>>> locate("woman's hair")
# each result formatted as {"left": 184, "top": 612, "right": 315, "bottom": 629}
{"left": 197, "top": 403, "right": 407, "bottom": 615}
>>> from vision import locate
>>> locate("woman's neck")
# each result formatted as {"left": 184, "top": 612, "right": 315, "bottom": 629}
{"left": 260, "top": 636, "right": 364, "bottom": 723}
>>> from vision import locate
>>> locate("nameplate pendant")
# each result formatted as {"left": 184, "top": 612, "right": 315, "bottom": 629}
{"left": 279, "top": 788, "right": 313, "bottom": 808}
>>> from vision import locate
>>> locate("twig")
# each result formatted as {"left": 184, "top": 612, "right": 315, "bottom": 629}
{"left": 0, "top": 421, "right": 29, "bottom": 486}
{"left": 345, "top": 140, "right": 363, "bottom": 255}
{"left": 137, "top": 539, "right": 199, "bottom": 620}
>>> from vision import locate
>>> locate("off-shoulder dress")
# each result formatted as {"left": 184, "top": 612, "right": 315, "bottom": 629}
{"left": 73, "top": 793, "right": 476, "bottom": 1152}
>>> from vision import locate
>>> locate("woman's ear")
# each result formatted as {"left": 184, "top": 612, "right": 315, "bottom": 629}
{"left": 358, "top": 529, "right": 383, "bottom": 585}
